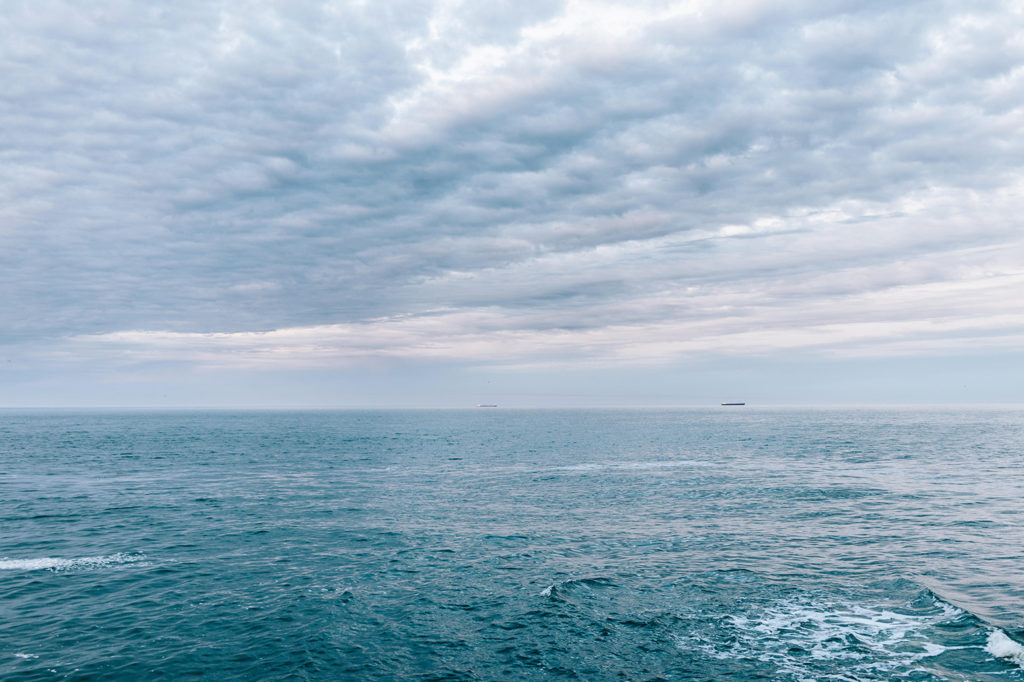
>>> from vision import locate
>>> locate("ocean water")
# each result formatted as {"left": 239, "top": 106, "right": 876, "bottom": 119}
{"left": 1, "top": 408, "right": 1023, "bottom": 680}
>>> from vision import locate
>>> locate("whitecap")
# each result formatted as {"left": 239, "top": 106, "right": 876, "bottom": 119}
{"left": 986, "top": 629, "right": 1024, "bottom": 667}
{"left": 0, "top": 553, "right": 146, "bottom": 571}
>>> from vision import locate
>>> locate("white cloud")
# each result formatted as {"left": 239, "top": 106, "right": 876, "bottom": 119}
{"left": 3, "top": 0, "right": 1024, "bottom": 403}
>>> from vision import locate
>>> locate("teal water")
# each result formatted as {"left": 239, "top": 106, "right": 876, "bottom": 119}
{"left": 1, "top": 408, "right": 1023, "bottom": 680}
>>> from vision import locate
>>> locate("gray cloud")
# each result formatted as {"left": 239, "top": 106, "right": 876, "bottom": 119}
{"left": 2, "top": 0, "right": 1023, "bottom": 379}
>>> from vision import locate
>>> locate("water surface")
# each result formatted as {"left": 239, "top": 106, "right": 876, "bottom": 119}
{"left": 2, "top": 408, "right": 1023, "bottom": 679}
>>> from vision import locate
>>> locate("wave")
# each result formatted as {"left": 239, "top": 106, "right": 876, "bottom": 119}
{"left": 921, "top": 582, "right": 1024, "bottom": 672}
{"left": 539, "top": 576, "right": 616, "bottom": 599}
{"left": 556, "top": 460, "right": 707, "bottom": 472}
{"left": 986, "top": 629, "right": 1024, "bottom": 668}
{"left": 0, "top": 553, "right": 146, "bottom": 572}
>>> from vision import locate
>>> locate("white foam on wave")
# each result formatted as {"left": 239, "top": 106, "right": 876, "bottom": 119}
{"left": 679, "top": 596, "right": 960, "bottom": 678}
{"left": 986, "top": 629, "right": 1024, "bottom": 667}
{"left": 0, "top": 553, "right": 146, "bottom": 572}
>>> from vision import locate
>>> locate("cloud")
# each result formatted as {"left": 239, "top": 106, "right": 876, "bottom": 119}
{"left": 57, "top": 199, "right": 1024, "bottom": 371}
{"left": 2, "top": 0, "right": 1023, "bottom": 383}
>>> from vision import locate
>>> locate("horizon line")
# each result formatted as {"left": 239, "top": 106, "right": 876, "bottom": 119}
{"left": 2, "top": 402, "right": 1023, "bottom": 411}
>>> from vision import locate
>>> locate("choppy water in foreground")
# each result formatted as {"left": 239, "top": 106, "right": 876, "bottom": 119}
{"left": 2, "top": 408, "right": 1023, "bottom": 680}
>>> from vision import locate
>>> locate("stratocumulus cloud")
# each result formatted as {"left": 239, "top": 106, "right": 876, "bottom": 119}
{"left": 2, "top": 0, "right": 1023, "bottom": 404}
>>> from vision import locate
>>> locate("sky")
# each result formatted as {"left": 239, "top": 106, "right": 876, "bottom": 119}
{"left": 3, "top": 0, "right": 1024, "bottom": 407}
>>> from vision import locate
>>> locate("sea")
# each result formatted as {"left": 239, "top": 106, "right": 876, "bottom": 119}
{"left": 2, "top": 407, "right": 1023, "bottom": 680}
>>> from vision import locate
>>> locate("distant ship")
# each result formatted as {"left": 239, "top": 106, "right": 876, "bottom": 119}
{"left": 720, "top": 402, "right": 745, "bottom": 406}
{"left": 477, "top": 404, "right": 498, "bottom": 408}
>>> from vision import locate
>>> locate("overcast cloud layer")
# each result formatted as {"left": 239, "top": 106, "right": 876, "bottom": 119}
{"left": 3, "top": 0, "right": 1024, "bottom": 405}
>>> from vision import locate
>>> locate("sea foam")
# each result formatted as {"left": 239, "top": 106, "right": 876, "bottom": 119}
{"left": 680, "top": 596, "right": 958, "bottom": 680}
{"left": 986, "top": 629, "right": 1024, "bottom": 667}
{"left": 0, "top": 553, "right": 145, "bottom": 571}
